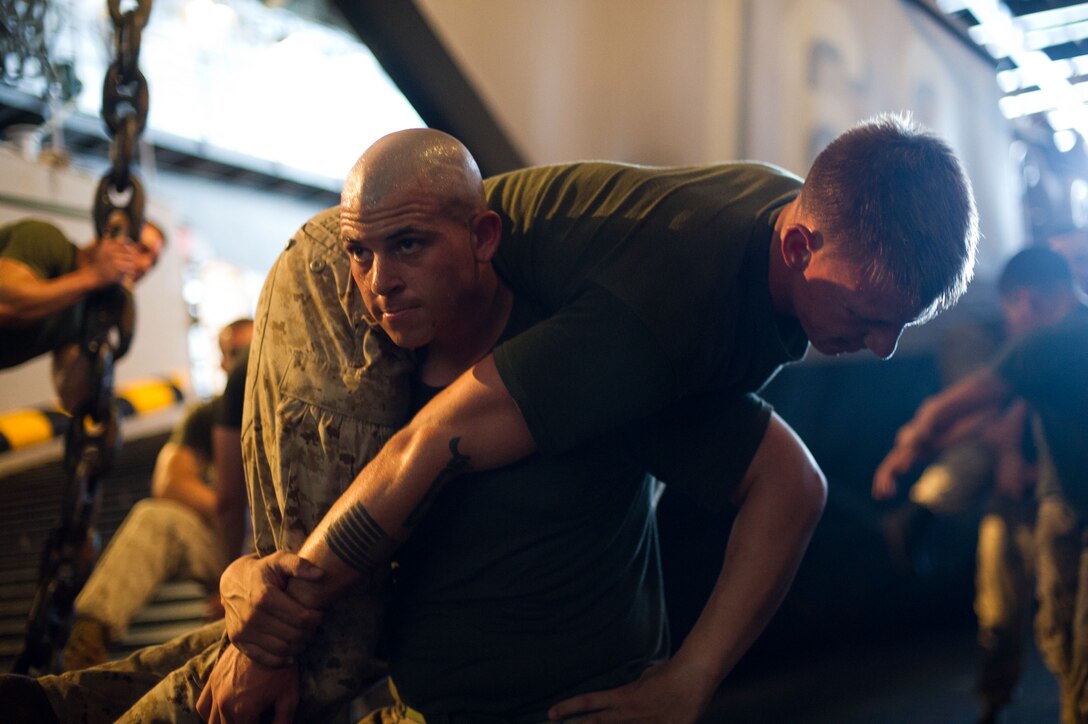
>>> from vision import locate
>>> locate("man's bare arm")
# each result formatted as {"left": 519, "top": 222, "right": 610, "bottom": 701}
{"left": 213, "top": 425, "right": 247, "bottom": 563}
{"left": 907, "top": 368, "right": 1012, "bottom": 450}
{"left": 0, "top": 240, "right": 134, "bottom": 326}
{"left": 677, "top": 412, "right": 826, "bottom": 683}
{"left": 548, "top": 412, "right": 827, "bottom": 722}
{"left": 151, "top": 442, "right": 217, "bottom": 522}
{"left": 289, "top": 355, "right": 535, "bottom": 606}
{"left": 873, "top": 367, "right": 1012, "bottom": 498}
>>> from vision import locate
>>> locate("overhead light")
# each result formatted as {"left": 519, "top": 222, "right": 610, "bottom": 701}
{"left": 1048, "top": 107, "right": 1081, "bottom": 131}
{"left": 1023, "top": 19, "right": 1088, "bottom": 51}
{"left": 935, "top": 0, "right": 970, "bottom": 13}
{"left": 1005, "top": 3, "right": 1088, "bottom": 33}
{"left": 962, "top": 0, "right": 1088, "bottom": 140}
{"left": 183, "top": 0, "right": 235, "bottom": 38}
{"left": 998, "top": 83, "right": 1088, "bottom": 120}
{"left": 1054, "top": 128, "right": 1078, "bottom": 152}
{"left": 995, "top": 53, "right": 1088, "bottom": 95}
{"left": 996, "top": 68, "right": 1022, "bottom": 93}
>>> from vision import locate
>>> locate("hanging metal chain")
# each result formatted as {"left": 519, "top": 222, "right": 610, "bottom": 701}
{"left": 95, "top": 0, "right": 152, "bottom": 244}
{"left": 13, "top": 0, "right": 152, "bottom": 676}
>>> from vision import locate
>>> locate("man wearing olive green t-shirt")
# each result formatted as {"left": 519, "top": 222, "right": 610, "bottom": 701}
{"left": 60, "top": 320, "right": 252, "bottom": 672}
{"left": 0, "top": 219, "right": 165, "bottom": 366}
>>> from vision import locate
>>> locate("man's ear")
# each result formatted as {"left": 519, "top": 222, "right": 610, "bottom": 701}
{"left": 781, "top": 225, "right": 817, "bottom": 272}
{"left": 471, "top": 210, "right": 503, "bottom": 262}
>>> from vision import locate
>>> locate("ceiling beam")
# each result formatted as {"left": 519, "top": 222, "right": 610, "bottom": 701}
{"left": 902, "top": 0, "right": 1000, "bottom": 66}
{"left": 329, "top": 0, "right": 527, "bottom": 177}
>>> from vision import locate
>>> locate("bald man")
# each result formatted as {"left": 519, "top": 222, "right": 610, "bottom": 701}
{"left": 204, "top": 119, "right": 977, "bottom": 723}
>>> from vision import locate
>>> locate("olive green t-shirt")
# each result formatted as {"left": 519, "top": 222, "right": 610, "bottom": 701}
{"left": 388, "top": 288, "right": 780, "bottom": 718}
{"left": 996, "top": 304, "right": 1088, "bottom": 513}
{"left": 387, "top": 164, "right": 809, "bottom": 717}
{"left": 0, "top": 220, "right": 82, "bottom": 368}
{"left": 485, "top": 161, "right": 809, "bottom": 457}
{"left": 388, "top": 293, "right": 667, "bottom": 718}
{"left": 216, "top": 348, "right": 249, "bottom": 430}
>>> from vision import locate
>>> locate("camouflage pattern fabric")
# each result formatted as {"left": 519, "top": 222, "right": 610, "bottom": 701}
{"left": 39, "top": 208, "right": 413, "bottom": 723}
{"left": 41, "top": 620, "right": 227, "bottom": 724}
{"left": 974, "top": 497, "right": 1035, "bottom": 709}
{"left": 1033, "top": 498, "right": 1088, "bottom": 724}
{"left": 75, "top": 498, "right": 224, "bottom": 642}
{"left": 241, "top": 206, "right": 413, "bottom": 720}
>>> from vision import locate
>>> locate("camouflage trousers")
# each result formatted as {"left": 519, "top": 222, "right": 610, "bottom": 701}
{"left": 38, "top": 604, "right": 389, "bottom": 724}
{"left": 40, "top": 620, "right": 227, "bottom": 723}
{"left": 1034, "top": 497, "right": 1088, "bottom": 724}
{"left": 908, "top": 445, "right": 1040, "bottom": 709}
{"left": 974, "top": 495, "right": 1035, "bottom": 707}
{"left": 75, "top": 498, "right": 225, "bottom": 641}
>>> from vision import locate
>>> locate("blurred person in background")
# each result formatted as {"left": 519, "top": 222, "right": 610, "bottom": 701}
{"left": 876, "top": 247, "right": 1088, "bottom": 724}
{"left": 62, "top": 319, "right": 252, "bottom": 671}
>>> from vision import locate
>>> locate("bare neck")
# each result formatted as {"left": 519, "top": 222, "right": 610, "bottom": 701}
{"left": 419, "top": 274, "right": 513, "bottom": 387}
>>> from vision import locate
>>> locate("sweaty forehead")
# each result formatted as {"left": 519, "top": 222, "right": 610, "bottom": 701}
{"left": 339, "top": 191, "right": 451, "bottom": 239}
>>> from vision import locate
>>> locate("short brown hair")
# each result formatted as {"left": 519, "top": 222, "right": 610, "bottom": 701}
{"left": 802, "top": 113, "right": 978, "bottom": 321}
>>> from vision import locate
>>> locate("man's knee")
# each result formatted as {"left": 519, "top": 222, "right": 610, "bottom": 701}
{"left": 127, "top": 497, "right": 204, "bottom": 530}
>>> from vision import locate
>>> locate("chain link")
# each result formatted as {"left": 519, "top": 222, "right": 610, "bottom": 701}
{"left": 94, "top": 0, "right": 152, "bottom": 240}
{"left": 13, "top": 0, "right": 152, "bottom": 676}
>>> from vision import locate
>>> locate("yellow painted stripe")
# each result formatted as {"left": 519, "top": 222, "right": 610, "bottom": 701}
{"left": 117, "top": 377, "right": 181, "bottom": 414}
{"left": 0, "top": 374, "right": 185, "bottom": 453}
{"left": 0, "top": 409, "right": 58, "bottom": 450}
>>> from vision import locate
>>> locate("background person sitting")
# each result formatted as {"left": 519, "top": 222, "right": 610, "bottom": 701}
{"left": 61, "top": 319, "right": 253, "bottom": 671}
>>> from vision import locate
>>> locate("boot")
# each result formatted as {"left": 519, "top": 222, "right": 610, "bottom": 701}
{"left": 61, "top": 615, "right": 111, "bottom": 671}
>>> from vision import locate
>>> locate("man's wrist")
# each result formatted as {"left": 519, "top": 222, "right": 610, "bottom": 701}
{"left": 284, "top": 572, "right": 342, "bottom": 610}
{"left": 234, "top": 643, "right": 298, "bottom": 671}
{"left": 897, "top": 417, "right": 933, "bottom": 456}
{"left": 670, "top": 640, "right": 727, "bottom": 698}
{"left": 77, "top": 263, "right": 109, "bottom": 290}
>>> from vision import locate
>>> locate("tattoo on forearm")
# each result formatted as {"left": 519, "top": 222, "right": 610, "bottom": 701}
{"left": 325, "top": 502, "right": 395, "bottom": 575}
{"left": 403, "top": 436, "right": 473, "bottom": 529}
